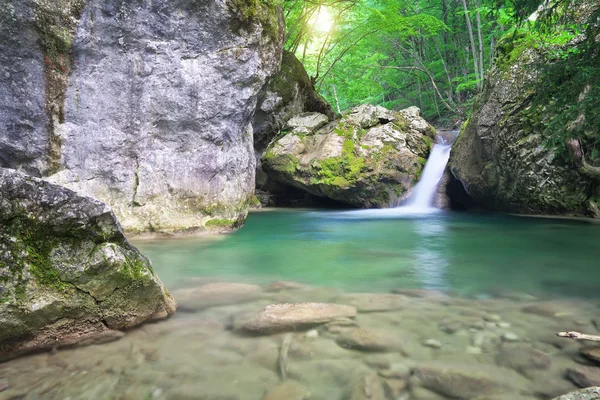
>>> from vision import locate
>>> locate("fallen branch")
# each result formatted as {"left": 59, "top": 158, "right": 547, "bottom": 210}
{"left": 557, "top": 331, "right": 600, "bottom": 342}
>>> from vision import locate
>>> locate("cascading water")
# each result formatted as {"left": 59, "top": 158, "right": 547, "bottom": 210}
{"left": 399, "top": 133, "right": 456, "bottom": 212}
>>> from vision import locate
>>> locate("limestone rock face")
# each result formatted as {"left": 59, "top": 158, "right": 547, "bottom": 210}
{"left": 253, "top": 50, "right": 336, "bottom": 154}
{"left": 552, "top": 387, "right": 600, "bottom": 400}
{"left": 0, "top": 168, "right": 176, "bottom": 361}
{"left": 448, "top": 35, "right": 595, "bottom": 216}
{"left": 0, "top": 0, "right": 284, "bottom": 233}
{"left": 262, "top": 105, "right": 435, "bottom": 207}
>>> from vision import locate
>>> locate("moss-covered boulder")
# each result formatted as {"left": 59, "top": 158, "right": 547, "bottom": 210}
{"left": 261, "top": 105, "right": 435, "bottom": 207}
{"left": 0, "top": 168, "right": 176, "bottom": 361}
{"left": 448, "top": 30, "right": 599, "bottom": 216}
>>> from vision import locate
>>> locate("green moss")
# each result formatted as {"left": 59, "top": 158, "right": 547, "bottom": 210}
{"left": 334, "top": 123, "right": 355, "bottom": 139}
{"left": 205, "top": 219, "right": 236, "bottom": 229}
{"left": 264, "top": 150, "right": 299, "bottom": 174}
{"left": 317, "top": 139, "right": 366, "bottom": 186}
{"left": 226, "top": 0, "right": 281, "bottom": 41}
{"left": 495, "top": 31, "right": 538, "bottom": 73}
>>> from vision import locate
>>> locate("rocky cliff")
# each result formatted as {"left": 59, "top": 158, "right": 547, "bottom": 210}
{"left": 449, "top": 30, "right": 599, "bottom": 216}
{"left": 0, "top": 0, "right": 284, "bottom": 233}
{"left": 262, "top": 105, "right": 435, "bottom": 207}
{"left": 0, "top": 167, "right": 176, "bottom": 361}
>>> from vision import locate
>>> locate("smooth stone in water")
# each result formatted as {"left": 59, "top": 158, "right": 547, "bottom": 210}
{"left": 234, "top": 303, "right": 357, "bottom": 334}
{"left": 580, "top": 347, "right": 600, "bottom": 364}
{"left": 567, "top": 366, "right": 600, "bottom": 388}
{"left": 466, "top": 346, "right": 482, "bottom": 355}
{"left": 336, "top": 328, "right": 399, "bottom": 352}
{"left": 438, "top": 319, "right": 464, "bottom": 334}
{"left": 264, "top": 381, "right": 310, "bottom": 400}
{"left": 337, "top": 293, "right": 406, "bottom": 312}
{"left": 382, "top": 378, "right": 408, "bottom": 399}
{"left": 176, "top": 282, "right": 263, "bottom": 311}
{"left": 423, "top": 339, "right": 442, "bottom": 349}
{"left": 348, "top": 373, "right": 386, "bottom": 400}
{"left": 495, "top": 345, "right": 552, "bottom": 374}
{"left": 497, "top": 322, "right": 511, "bottom": 329}
{"left": 522, "top": 303, "right": 570, "bottom": 318}
{"left": 412, "top": 364, "right": 506, "bottom": 399}
{"left": 264, "top": 281, "right": 309, "bottom": 292}
{"left": 306, "top": 330, "right": 319, "bottom": 339}
{"left": 484, "top": 314, "right": 501, "bottom": 322}
{"left": 392, "top": 289, "right": 447, "bottom": 299}
{"left": 502, "top": 332, "right": 519, "bottom": 342}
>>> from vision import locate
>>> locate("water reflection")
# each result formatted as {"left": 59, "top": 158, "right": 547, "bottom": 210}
{"left": 410, "top": 217, "right": 450, "bottom": 290}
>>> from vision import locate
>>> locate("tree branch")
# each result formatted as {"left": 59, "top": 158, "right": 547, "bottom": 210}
{"left": 557, "top": 331, "right": 600, "bottom": 342}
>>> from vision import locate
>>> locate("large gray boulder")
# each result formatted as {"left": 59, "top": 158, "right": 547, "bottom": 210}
{"left": 448, "top": 32, "right": 598, "bottom": 216}
{"left": 262, "top": 105, "right": 435, "bottom": 207}
{"left": 0, "top": 167, "right": 176, "bottom": 361}
{"left": 0, "top": 0, "right": 284, "bottom": 233}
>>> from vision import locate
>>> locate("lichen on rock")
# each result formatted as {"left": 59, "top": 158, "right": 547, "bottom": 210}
{"left": 0, "top": 167, "right": 176, "bottom": 361}
{"left": 261, "top": 105, "right": 435, "bottom": 208}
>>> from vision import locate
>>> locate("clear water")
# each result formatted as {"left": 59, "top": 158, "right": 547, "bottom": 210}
{"left": 2, "top": 209, "right": 600, "bottom": 400}
{"left": 139, "top": 209, "right": 600, "bottom": 300}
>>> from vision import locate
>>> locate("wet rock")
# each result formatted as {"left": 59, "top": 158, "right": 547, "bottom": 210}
{"left": 363, "top": 355, "right": 391, "bottom": 369}
{"left": 382, "top": 378, "right": 408, "bottom": 399}
{"left": 522, "top": 303, "right": 570, "bottom": 318}
{"left": 262, "top": 105, "right": 435, "bottom": 208}
{"left": 580, "top": 347, "right": 600, "bottom": 364}
{"left": 497, "top": 322, "right": 511, "bottom": 329}
{"left": 484, "top": 314, "right": 501, "bottom": 323}
{"left": 501, "top": 333, "right": 519, "bottom": 342}
{"left": 264, "top": 381, "right": 310, "bottom": 400}
{"left": 348, "top": 373, "right": 385, "bottom": 400}
{"left": 552, "top": 387, "right": 600, "bottom": 400}
{"left": 567, "top": 366, "right": 600, "bottom": 388}
{"left": 392, "top": 289, "right": 447, "bottom": 299}
{"left": 264, "top": 281, "right": 309, "bottom": 292}
{"left": 0, "top": 168, "right": 176, "bottom": 361}
{"left": 423, "top": 339, "right": 442, "bottom": 349}
{"left": 438, "top": 319, "right": 464, "bottom": 334}
{"left": 176, "top": 283, "right": 263, "bottom": 311}
{"left": 337, "top": 293, "right": 406, "bottom": 312}
{"left": 234, "top": 303, "right": 357, "bottom": 334}
{"left": 466, "top": 346, "right": 483, "bottom": 355}
{"left": 413, "top": 364, "right": 505, "bottom": 399}
{"left": 336, "top": 329, "right": 399, "bottom": 352}
{"left": 496, "top": 345, "right": 552, "bottom": 375}
{"left": 378, "top": 364, "right": 412, "bottom": 379}
{"left": 411, "top": 386, "right": 447, "bottom": 400}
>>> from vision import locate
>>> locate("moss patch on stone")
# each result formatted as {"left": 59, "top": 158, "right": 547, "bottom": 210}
{"left": 205, "top": 219, "right": 236, "bottom": 229}
{"left": 226, "top": 0, "right": 281, "bottom": 41}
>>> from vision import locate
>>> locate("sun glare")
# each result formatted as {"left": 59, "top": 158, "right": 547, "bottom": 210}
{"left": 310, "top": 7, "right": 334, "bottom": 33}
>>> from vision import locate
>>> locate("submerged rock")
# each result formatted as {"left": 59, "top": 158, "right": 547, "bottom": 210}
{"left": 234, "top": 303, "right": 357, "bottom": 334}
{"left": 0, "top": 0, "right": 284, "bottom": 234}
{"left": 336, "top": 328, "right": 401, "bottom": 352}
{"left": 495, "top": 345, "right": 552, "bottom": 375}
{"left": 0, "top": 168, "right": 176, "bottom": 361}
{"left": 175, "top": 282, "right": 263, "bottom": 312}
{"left": 580, "top": 347, "right": 600, "bottom": 364}
{"left": 337, "top": 293, "right": 406, "bottom": 312}
{"left": 412, "top": 364, "right": 514, "bottom": 399}
{"left": 348, "top": 373, "right": 386, "bottom": 400}
{"left": 567, "top": 366, "right": 600, "bottom": 388}
{"left": 263, "top": 381, "right": 310, "bottom": 400}
{"left": 262, "top": 105, "right": 435, "bottom": 207}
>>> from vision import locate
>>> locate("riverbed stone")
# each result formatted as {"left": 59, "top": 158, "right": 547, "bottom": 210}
{"left": 423, "top": 339, "right": 442, "bottom": 349}
{"left": 264, "top": 281, "right": 309, "bottom": 292}
{"left": 348, "top": 373, "right": 386, "bottom": 400}
{"left": 0, "top": 168, "right": 176, "bottom": 361}
{"left": 392, "top": 289, "right": 447, "bottom": 299}
{"left": 336, "top": 328, "right": 400, "bottom": 352}
{"left": 264, "top": 381, "right": 310, "bottom": 400}
{"left": 580, "top": 347, "right": 600, "bottom": 364}
{"left": 337, "top": 293, "right": 406, "bottom": 312}
{"left": 234, "top": 303, "right": 357, "bottom": 334}
{"left": 412, "top": 364, "right": 507, "bottom": 398}
{"left": 567, "top": 366, "right": 600, "bottom": 388}
{"left": 522, "top": 303, "right": 570, "bottom": 318}
{"left": 175, "top": 282, "right": 263, "bottom": 312}
{"left": 552, "top": 387, "right": 600, "bottom": 400}
{"left": 496, "top": 345, "right": 552, "bottom": 375}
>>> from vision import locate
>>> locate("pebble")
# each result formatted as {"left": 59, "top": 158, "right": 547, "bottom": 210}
{"left": 497, "top": 322, "right": 511, "bottom": 328}
{"left": 485, "top": 322, "right": 497, "bottom": 329}
{"left": 306, "top": 330, "right": 319, "bottom": 338}
{"left": 423, "top": 339, "right": 442, "bottom": 349}
{"left": 501, "top": 332, "right": 519, "bottom": 342}
{"left": 472, "top": 333, "right": 485, "bottom": 348}
{"left": 465, "top": 346, "right": 482, "bottom": 355}
{"left": 483, "top": 314, "right": 501, "bottom": 322}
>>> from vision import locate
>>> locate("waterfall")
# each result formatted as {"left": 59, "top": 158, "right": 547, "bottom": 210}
{"left": 399, "top": 132, "right": 457, "bottom": 212}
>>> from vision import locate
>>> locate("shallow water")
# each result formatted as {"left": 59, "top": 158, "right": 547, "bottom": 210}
{"left": 2, "top": 209, "right": 600, "bottom": 400}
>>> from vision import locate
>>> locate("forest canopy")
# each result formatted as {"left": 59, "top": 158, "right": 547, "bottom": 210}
{"left": 281, "top": 0, "right": 599, "bottom": 132}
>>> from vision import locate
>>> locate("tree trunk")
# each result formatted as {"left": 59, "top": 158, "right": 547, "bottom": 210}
{"left": 460, "top": 0, "right": 481, "bottom": 90}
{"left": 333, "top": 85, "right": 342, "bottom": 114}
{"left": 474, "top": 0, "right": 485, "bottom": 84}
